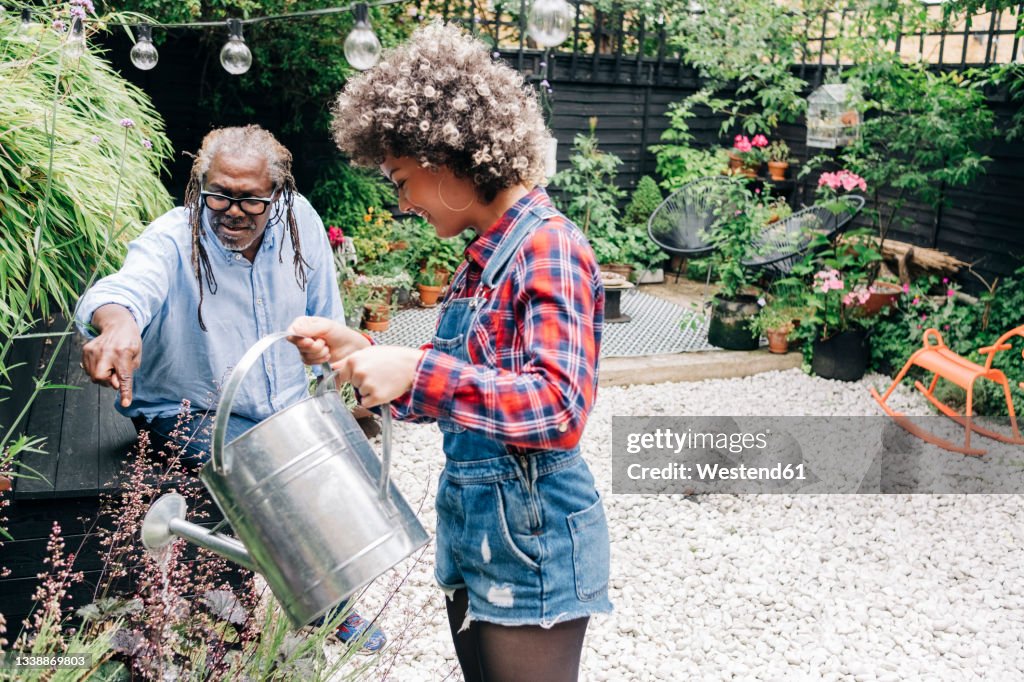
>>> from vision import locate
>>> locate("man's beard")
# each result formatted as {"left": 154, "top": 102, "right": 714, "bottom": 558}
{"left": 214, "top": 218, "right": 261, "bottom": 253}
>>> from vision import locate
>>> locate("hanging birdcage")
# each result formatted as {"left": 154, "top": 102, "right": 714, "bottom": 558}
{"left": 806, "top": 84, "right": 860, "bottom": 149}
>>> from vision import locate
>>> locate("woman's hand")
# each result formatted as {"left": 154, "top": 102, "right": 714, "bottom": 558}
{"left": 332, "top": 346, "right": 424, "bottom": 407}
{"left": 286, "top": 316, "right": 371, "bottom": 365}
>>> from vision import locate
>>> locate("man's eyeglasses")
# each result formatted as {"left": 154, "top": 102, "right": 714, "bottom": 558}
{"left": 201, "top": 190, "right": 276, "bottom": 216}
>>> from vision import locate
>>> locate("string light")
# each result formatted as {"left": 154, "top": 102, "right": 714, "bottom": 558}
{"left": 344, "top": 2, "right": 382, "bottom": 71}
{"left": 527, "top": 0, "right": 572, "bottom": 49}
{"left": 63, "top": 17, "right": 86, "bottom": 58}
{"left": 130, "top": 23, "right": 159, "bottom": 70}
{"left": 219, "top": 18, "right": 252, "bottom": 75}
{"left": 16, "top": 8, "right": 34, "bottom": 40}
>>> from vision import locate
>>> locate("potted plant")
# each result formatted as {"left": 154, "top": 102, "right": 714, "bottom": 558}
{"left": 362, "top": 285, "right": 394, "bottom": 332}
{"left": 783, "top": 226, "right": 884, "bottom": 380}
{"left": 764, "top": 140, "right": 793, "bottom": 181}
{"left": 416, "top": 267, "right": 445, "bottom": 307}
{"left": 705, "top": 179, "right": 770, "bottom": 350}
{"left": 727, "top": 134, "right": 768, "bottom": 178}
{"left": 749, "top": 303, "right": 797, "bottom": 354}
{"left": 619, "top": 176, "right": 667, "bottom": 282}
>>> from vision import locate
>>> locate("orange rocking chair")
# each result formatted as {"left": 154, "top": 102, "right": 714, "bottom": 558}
{"left": 870, "top": 325, "right": 1024, "bottom": 456}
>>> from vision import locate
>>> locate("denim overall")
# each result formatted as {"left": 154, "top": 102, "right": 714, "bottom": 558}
{"left": 431, "top": 205, "right": 613, "bottom": 627}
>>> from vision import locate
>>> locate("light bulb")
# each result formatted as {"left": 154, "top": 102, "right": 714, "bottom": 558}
{"left": 220, "top": 18, "right": 252, "bottom": 75}
{"left": 130, "top": 23, "right": 159, "bottom": 71}
{"left": 344, "top": 3, "right": 381, "bottom": 71}
{"left": 16, "top": 8, "right": 35, "bottom": 41}
{"left": 527, "top": 0, "right": 572, "bottom": 49}
{"left": 63, "top": 17, "right": 85, "bottom": 59}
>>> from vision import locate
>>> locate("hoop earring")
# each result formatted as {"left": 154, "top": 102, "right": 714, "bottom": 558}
{"left": 437, "top": 177, "right": 475, "bottom": 212}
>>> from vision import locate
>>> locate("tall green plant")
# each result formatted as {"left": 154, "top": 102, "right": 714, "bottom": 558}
{"left": 551, "top": 118, "right": 624, "bottom": 263}
{"left": 648, "top": 99, "right": 728, "bottom": 191}
{"left": 0, "top": 10, "right": 173, "bottom": 319}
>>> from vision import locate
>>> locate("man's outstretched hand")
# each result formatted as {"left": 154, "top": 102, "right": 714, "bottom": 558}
{"left": 81, "top": 304, "right": 142, "bottom": 408}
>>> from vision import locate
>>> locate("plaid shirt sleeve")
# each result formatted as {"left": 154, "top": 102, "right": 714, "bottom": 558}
{"left": 400, "top": 217, "right": 603, "bottom": 449}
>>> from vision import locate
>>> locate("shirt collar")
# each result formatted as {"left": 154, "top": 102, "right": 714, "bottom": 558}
{"left": 199, "top": 200, "right": 282, "bottom": 264}
{"left": 464, "top": 187, "right": 553, "bottom": 270}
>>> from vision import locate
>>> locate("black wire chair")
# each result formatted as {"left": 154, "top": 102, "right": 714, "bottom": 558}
{"left": 647, "top": 176, "right": 739, "bottom": 282}
{"left": 741, "top": 194, "right": 866, "bottom": 277}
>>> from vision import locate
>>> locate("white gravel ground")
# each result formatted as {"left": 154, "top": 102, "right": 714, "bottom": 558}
{"left": 334, "top": 369, "right": 1024, "bottom": 681}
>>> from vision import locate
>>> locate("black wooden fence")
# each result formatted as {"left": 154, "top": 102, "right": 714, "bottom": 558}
{"left": 99, "top": 1, "right": 1024, "bottom": 285}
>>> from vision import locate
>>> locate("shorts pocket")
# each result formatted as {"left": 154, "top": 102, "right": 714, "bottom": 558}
{"left": 567, "top": 495, "right": 610, "bottom": 601}
{"left": 494, "top": 482, "right": 541, "bottom": 572}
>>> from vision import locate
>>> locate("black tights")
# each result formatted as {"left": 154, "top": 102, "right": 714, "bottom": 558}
{"left": 445, "top": 589, "right": 590, "bottom": 682}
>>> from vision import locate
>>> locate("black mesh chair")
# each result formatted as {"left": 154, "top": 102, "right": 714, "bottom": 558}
{"left": 647, "top": 176, "right": 738, "bottom": 281}
{"left": 741, "top": 194, "right": 866, "bottom": 277}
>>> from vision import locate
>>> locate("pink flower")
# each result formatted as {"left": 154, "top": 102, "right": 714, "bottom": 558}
{"left": 943, "top": 324, "right": 950, "bottom": 331}
{"left": 902, "top": 283, "right": 910, "bottom": 294}
{"left": 733, "top": 135, "right": 752, "bottom": 153}
{"left": 912, "top": 297, "right": 920, "bottom": 305}
{"left": 946, "top": 289, "right": 955, "bottom": 298}
{"left": 942, "top": 277, "right": 949, "bottom": 284}
{"left": 751, "top": 134, "right": 768, "bottom": 148}
{"left": 328, "top": 226, "right": 345, "bottom": 247}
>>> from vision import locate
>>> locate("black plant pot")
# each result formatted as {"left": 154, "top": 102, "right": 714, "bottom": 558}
{"left": 812, "top": 329, "right": 870, "bottom": 381}
{"left": 707, "top": 295, "right": 760, "bottom": 350}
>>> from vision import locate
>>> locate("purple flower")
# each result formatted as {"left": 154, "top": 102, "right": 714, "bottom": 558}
{"left": 71, "top": 0, "right": 95, "bottom": 12}
{"left": 492, "top": 51, "right": 500, "bottom": 59}
{"left": 69, "top": 6, "right": 86, "bottom": 20}
{"left": 52, "top": 19, "right": 66, "bottom": 31}
{"left": 119, "top": 118, "right": 135, "bottom": 128}
{"left": 142, "top": 138, "right": 153, "bottom": 150}
{"left": 90, "top": 135, "right": 101, "bottom": 143}
{"left": 539, "top": 61, "right": 547, "bottom": 68}
{"left": 540, "top": 79, "right": 549, "bottom": 88}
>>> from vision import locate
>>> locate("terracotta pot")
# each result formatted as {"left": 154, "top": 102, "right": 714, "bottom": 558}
{"left": 859, "top": 281, "right": 903, "bottom": 317}
{"left": 741, "top": 164, "right": 759, "bottom": 178}
{"left": 364, "top": 303, "right": 391, "bottom": 323}
{"left": 767, "top": 161, "right": 789, "bottom": 181}
{"left": 766, "top": 328, "right": 791, "bottom": 354}
{"left": 364, "top": 318, "right": 389, "bottom": 332}
{"left": 728, "top": 152, "right": 744, "bottom": 171}
{"left": 417, "top": 283, "right": 444, "bottom": 307}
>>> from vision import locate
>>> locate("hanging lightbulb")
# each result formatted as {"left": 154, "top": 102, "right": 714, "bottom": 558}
{"left": 130, "top": 23, "right": 159, "bottom": 71}
{"left": 16, "top": 8, "right": 35, "bottom": 41}
{"left": 527, "top": 0, "right": 572, "bottom": 49}
{"left": 344, "top": 3, "right": 381, "bottom": 71}
{"left": 220, "top": 18, "right": 252, "bottom": 75}
{"left": 63, "top": 17, "right": 86, "bottom": 59}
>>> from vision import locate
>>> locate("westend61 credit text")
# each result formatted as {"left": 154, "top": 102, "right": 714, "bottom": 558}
{"left": 626, "top": 461, "right": 807, "bottom": 481}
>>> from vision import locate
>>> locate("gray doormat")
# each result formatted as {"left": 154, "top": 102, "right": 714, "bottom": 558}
{"left": 369, "top": 290, "right": 717, "bottom": 357}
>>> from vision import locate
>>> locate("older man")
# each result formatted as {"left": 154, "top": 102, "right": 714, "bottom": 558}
{"left": 75, "top": 124, "right": 385, "bottom": 653}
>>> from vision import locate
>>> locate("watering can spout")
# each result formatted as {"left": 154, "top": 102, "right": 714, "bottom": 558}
{"left": 141, "top": 493, "right": 258, "bottom": 572}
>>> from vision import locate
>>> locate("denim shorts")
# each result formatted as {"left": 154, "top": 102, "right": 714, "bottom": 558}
{"left": 434, "top": 448, "right": 613, "bottom": 627}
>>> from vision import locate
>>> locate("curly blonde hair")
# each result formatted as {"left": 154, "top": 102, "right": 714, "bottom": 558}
{"left": 330, "top": 22, "right": 550, "bottom": 203}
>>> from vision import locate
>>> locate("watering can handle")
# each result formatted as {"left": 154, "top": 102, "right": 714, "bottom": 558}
{"left": 212, "top": 331, "right": 393, "bottom": 495}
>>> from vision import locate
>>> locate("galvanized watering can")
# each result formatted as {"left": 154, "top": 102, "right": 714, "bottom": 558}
{"left": 141, "top": 332, "right": 429, "bottom": 627}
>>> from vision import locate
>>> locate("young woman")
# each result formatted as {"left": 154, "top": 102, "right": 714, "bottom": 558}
{"left": 288, "top": 22, "right": 610, "bottom": 681}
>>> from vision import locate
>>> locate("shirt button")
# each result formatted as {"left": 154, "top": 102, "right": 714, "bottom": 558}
{"left": 256, "top": 298, "right": 263, "bottom": 305}
{"left": 557, "top": 422, "right": 568, "bottom": 433}
{"left": 234, "top": 254, "right": 241, "bottom": 261}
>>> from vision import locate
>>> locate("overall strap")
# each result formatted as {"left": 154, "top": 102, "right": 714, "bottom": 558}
{"left": 480, "top": 205, "right": 559, "bottom": 290}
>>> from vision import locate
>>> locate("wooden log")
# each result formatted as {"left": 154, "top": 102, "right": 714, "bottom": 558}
{"left": 841, "top": 236, "right": 968, "bottom": 277}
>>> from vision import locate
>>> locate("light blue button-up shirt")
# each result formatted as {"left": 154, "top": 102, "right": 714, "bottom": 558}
{"left": 75, "top": 194, "right": 345, "bottom": 422}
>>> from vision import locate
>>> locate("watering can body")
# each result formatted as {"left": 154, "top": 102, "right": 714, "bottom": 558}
{"left": 144, "top": 332, "right": 429, "bottom": 628}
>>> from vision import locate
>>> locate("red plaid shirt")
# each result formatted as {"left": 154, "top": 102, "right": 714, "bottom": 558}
{"left": 393, "top": 188, "right": 604, "bottom": 450}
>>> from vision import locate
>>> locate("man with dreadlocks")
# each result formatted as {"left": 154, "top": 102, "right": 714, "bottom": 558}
{"left": 75, "top": 125, "right": 387, "bottom": 652}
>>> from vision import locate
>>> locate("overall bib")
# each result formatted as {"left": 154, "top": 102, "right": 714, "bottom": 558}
{"left": 431, "top": 206, "right": 613, "bottom": 627}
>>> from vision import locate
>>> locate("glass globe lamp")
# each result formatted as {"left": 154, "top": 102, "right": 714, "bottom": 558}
{"left": 344, "top": 3, "right": 381, "bottom": 71}
{"left": 527, "top": 0, "right": 572, "bottom": 49}
{"left": 220, "top": 19, "right": 252, "bottom": 75}
{"left": 130, "top": 24, "right": 159, "bottom": 71}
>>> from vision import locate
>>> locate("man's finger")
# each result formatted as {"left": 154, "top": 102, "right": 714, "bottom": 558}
{"left": 115, "top": 360, "right": 134, "bottom": 407}
{"left": 331, "top": 357, "right": 354, "bottom": 385}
